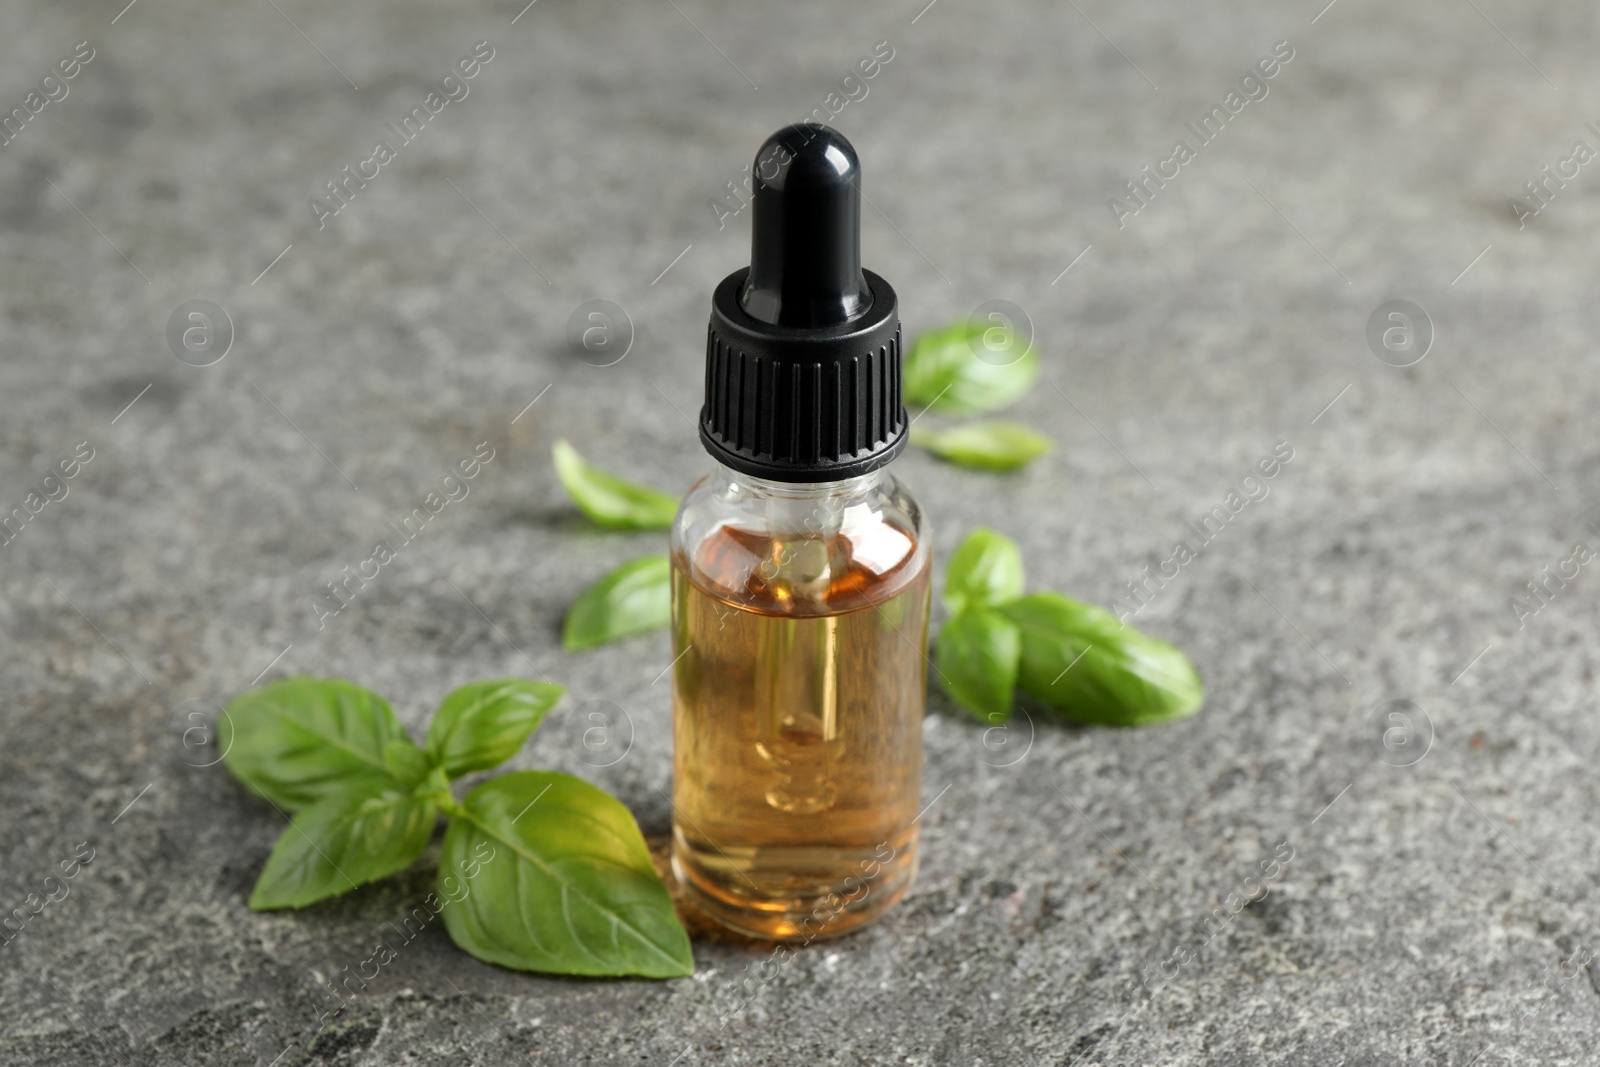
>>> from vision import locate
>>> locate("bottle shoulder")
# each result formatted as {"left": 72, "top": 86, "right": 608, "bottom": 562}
{"left": 671, "top": 468, "right": 929, "bottom": 617}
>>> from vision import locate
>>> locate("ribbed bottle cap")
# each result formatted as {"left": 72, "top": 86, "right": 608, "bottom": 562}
{"left": 699, "top": 124, "right": 905, "bottom": 482}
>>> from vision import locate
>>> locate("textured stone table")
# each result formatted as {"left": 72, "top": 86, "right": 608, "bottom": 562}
{"left": 3, "top": 0, "right": 1598, "bottom": 1063}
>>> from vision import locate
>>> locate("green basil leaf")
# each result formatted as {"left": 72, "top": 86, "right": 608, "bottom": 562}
{"left": 943, "top": 527, "right": 1024, "bottom": 614}
{"left": 248, "top": 784, "right": 437, "bottom": 910}
{"left": 563, "top": 555, "right": 671, "bottom": 651}
{"left": 903, "top": 319, "right": 1040, "bottom": 415}
{"left": 935, "top": 606, "right": 1021, "bottom": 723}
{"left": 383, "top": 738, "right": 433, "bottom": 786}
{"left": 910, "top": 421, "right": 1051, "bottom": 471}
{"left": 424, "top": 680, "right": 565, "bottom": 778}
{"left": 552, "top": 440, "right": 678, "bottom": 531}
{"left": 220, "top": 678, "right": 415, "bottom": 810}
{"left": 1000, "top": 592, "right": 1204, "bottom": 727}
{"left": 416, "top": 764, "right": 451, "bottom": 803}
{"left": 440, "top": 771, "right": 693, "bottom": 978}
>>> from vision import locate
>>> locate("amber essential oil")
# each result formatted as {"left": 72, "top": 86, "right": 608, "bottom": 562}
{"left": 670, "top": 122, "right": 928, "bottom": 940}
{"left": 671, "top": 475, "right": 930, "bottom": 939}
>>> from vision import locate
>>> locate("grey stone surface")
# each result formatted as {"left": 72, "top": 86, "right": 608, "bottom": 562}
{"left": 2, "top": 0, "right": 1598, "bottom": 1063}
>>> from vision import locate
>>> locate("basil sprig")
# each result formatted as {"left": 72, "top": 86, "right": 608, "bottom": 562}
{"left": 935, "top": 529, "right": 1204, "bottom": 727}
{"left": 222, "top": 677, "right": 692, "bottom": 978}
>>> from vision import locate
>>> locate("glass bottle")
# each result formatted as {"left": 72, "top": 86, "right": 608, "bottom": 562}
{"left": 669, "top": 122, "right": 930, "bottom": 940}
{"left": 670, "top": 465, "right": 930, "bottom": 940}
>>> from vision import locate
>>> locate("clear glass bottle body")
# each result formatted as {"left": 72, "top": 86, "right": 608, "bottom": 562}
{"left": 669, "top": 464, "right": 931, "bottom": 941}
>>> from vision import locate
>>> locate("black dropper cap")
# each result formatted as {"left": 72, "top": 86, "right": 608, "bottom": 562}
{"left": 700, "top": 124, "right": 904, "bottom": 482}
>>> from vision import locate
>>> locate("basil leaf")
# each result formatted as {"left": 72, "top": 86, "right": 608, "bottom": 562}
{"left": 552, "top": 440, "right": 678, "bottom": 530}
{"left": 943, "top": 527, "right": 1024, "bottom": 614}
{"left": 563, "top": 555, "right": 671, "bottom": 651}
{"left": 440, "top": 771, "right": 693, "bottom": 978}
{"left": 911, "top": 421, "right": 1051, "bottom": 471}
{"left": 221, "top": 678, "right": 418, "bottom": 810}
{"left": 248, "top": 784, "right": 437, "bottom": 910}
{"left": 383, "top": 738, "right": 433, "bottom": 786}
{"left": 425, "top": 680, "right": 565, "bottom": 778}
{"left": 1000, "top": 593, "right": 1203, "bottom": 727}
{"left": 903, "top": 319, "right": 1040, "bottom": 415}
{"left": 935, "top": 606, "right": 1021, "bottom": 723}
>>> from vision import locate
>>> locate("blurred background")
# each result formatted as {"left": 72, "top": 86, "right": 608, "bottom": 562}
{"left": 2, "top": 0, "right": 1599, "bottom": 1063}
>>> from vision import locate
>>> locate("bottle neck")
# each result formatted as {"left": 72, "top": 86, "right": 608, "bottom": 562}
{"left": 718, "top": 464, "right": 885, "bottom": 538}
{"left": 722, "top": 464, "right": 883, "bottom": 499}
